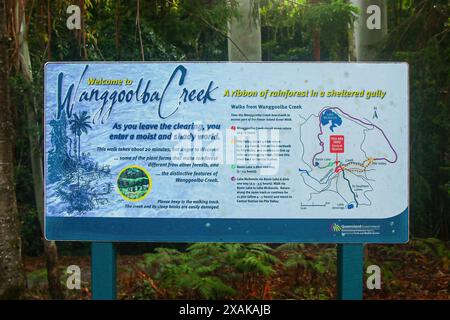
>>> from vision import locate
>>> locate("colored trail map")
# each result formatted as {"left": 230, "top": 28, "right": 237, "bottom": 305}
{"left": 298, "top": 106, "right": 398, "bottom": 212}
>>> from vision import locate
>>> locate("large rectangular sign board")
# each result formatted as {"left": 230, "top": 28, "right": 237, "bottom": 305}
{"left": 44, "top": 62, "right": 409, "bottom": 243}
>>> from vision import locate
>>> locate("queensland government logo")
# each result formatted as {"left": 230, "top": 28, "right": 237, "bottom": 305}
{"left": 330, "top": 223, "right": 343, "bottom": 232}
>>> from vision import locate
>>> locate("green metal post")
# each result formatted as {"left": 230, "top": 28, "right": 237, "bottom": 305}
{"left": 337, "top": 244, "right": 364, "bottom": 300}
{"left": 91, "top": 242, "right": 116, "bottom": 300}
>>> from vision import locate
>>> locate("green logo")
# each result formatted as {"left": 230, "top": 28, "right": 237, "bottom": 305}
{"left": 117, "top": 165, "right": 152, "bottom": 202}
{"left": 331, "top": 223, "right": 342, "bottom": 232}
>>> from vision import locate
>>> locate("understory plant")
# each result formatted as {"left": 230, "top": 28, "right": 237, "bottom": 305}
{"left": 141, "top": 243, "right": 279, "bottom": 299}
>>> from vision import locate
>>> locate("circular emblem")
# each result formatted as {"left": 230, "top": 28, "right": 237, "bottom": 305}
{"left": 117, "top": 165, "right": 152, "bottom": 202}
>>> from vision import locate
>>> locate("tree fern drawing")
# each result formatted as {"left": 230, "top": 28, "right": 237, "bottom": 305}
{"left": 69, "top": 111, "right": 92, "bottom": 187}
{"left": 47, "top": 111, "right": 112, "bottom": 214}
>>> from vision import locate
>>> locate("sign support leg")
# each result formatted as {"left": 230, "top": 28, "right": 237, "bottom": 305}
{"left": 91, "top": 242, "right": 116, "bottom": 300}
{"left": 337, "top": 244, "right": 364, "bottom": 300}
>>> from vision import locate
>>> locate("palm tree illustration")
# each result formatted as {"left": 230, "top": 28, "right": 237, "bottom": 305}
{"left": 69, "top": 111, "right": 92, "bottom": 187}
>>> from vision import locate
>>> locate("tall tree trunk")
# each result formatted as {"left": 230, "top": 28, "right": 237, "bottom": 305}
{"left": 0, "top": 0, "right": 26, "bottom": 299}
{"left": 15, "top": 4, "right": 65, "bottom": 299}
{"left": 228, "top": 0, "right": 261, "bottom": 61}
{"left": 312, "top": 29, "right": 321, "bottom": 61}
{"left": 115, "top": 0, "right": 121, "bottom": 59}
{"left": 350, "top": 0, "right": 387, "bottom": 61}
{"left": 350, "top": 0, "right": 388, "bottom": 261}
{"left": 311, "top": 0, "right": 321, "bottom": 61}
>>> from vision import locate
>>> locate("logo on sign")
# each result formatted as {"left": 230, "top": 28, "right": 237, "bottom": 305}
{"left": 331, "top": 223, "right": 342, "bottom": 232}
{"left": 117, "top": 165, "right": 152, "bottom": 202}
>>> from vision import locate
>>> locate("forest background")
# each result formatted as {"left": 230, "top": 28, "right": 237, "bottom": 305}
{"left": 0, "top": 0, "right": 448, "bottom": 300}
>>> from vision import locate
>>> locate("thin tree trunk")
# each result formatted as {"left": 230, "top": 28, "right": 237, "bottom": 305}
{"left": 115, "top": 0, "right": 121, "bottom": 59}
{"left": 313, "top": 29, "right": 320, "bottom": 61}
{"left": 0, "top": 0, "right": 25, "bottom": 299}
{"left": 311, "top": 0, "right": 321, "bottom": 61}
{"left": 15, "top": 4, "right": 65, "bottom": 299}
{"left": 47, "top": 0, "right": 51, "bottom": 60}
{"left": 80, "top": 0, "right": 87, "bottom": 59}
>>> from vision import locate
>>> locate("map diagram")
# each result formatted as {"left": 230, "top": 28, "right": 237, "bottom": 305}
{"left": 298, "top": 106, "right": 398, "bottom": 211}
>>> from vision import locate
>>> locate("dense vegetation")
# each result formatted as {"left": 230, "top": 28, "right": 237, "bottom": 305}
{"left": 24, "top": 238, "right": 449, "bottom": 299}
{"left": 380, "top": 1, "right": 450, "bottom": 239}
